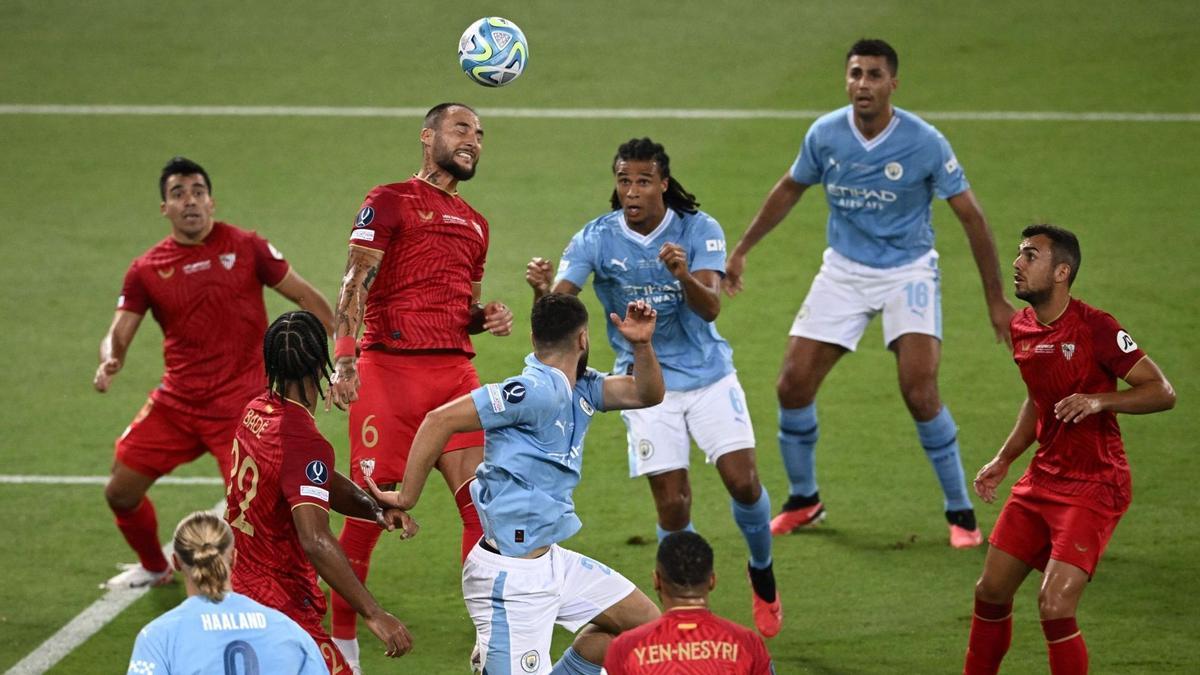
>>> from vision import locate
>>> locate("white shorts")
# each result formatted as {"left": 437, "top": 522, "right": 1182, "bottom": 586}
{"left": 463, "top": 541, "right": 636, "bottom": 675}
{"left": 622, "top": 371, "right": 756, "bottom": 478}
{"left": 790, "top": 247, "right": 942, "bottom": 351}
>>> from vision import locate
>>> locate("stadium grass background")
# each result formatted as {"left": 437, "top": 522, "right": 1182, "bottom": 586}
{"left": 1, "top": 1, "right": 1196, "bottom": 672}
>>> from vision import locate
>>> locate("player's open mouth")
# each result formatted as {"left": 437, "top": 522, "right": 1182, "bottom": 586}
{"left": 455, "top": 150, "right": 475, "bottom": 162}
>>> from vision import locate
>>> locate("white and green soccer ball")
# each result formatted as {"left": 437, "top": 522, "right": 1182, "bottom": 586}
{"left": 458, "top": 17, "right": 528, "bottom": 87}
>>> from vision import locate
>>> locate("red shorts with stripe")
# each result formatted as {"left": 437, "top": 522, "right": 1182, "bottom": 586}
{"left": 988, "top": 482, "right": 1125, "bottom": 577}
{"left": 348, "top": 350, "right": 484, "bottom": 484}
{"left": 114, "top": 396, "right": 238, "bottom": 480}
{"left": 232, "top": 565, "right": 347, "bottom": 673}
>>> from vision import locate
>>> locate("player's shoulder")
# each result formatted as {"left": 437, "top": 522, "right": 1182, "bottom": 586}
{"left": 581, "top": 209, "right": 622, "bottom": 234}
{"left": 810, "top": 106, "right": 851, "bottom": 135}
{"left": 894, "top": 106, "right": 949, "bottom": 142}
{"left": 678, "top": 208, "right": 722, "bottom": 232}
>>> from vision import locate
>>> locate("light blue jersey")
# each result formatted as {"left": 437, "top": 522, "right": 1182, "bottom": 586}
{"left": 127, "top": 591, "right": 325, "bottom": 675}
{"left": 470, "top": 354, "right": 608, "bottom": 556}
{"left": 790, "top": 105, "right": 970, "bottom": 269}
{"left": 556, "top": 208, "right": 733, "bottom": 391}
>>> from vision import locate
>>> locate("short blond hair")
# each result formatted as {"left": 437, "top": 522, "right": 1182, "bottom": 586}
{"left": 172, "top": 511, "right": 234, "bottom": 602}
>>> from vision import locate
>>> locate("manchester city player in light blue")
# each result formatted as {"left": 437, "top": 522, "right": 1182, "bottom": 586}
{"left": 365, "top": 294, "right": 663, "bottom": 675}
{"left": 127, "top": 512, "right": 326, "bottom": 675}
{"left": 725, "top": 39, "right": 1015, "bottom": 548}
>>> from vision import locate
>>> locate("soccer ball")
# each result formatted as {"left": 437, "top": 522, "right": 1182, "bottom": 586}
{"left": 458, "top": 17, "right": 528, "bottom": 87}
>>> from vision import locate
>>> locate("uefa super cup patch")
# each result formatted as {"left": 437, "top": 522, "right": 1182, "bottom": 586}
{"left": 1117, "top": 330, "right": 1138, "bottom": 353}
{"left": 355, "top": 206, "right": 375, "bottom": 228}
{"left": 502, "top": 381, "right": 526, "bottom": 404}
{"left": 305, "top": 460, "right": 329, "bottom": 485}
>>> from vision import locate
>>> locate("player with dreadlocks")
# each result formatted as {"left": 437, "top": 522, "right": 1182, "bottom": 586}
{"left": 228, "top": 311, "right": 419, "bottom": 672}
{"left": 525, "top": 138, "right": 784, "bottom": 639}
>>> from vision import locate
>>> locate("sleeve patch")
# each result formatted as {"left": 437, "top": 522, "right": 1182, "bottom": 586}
{"left": 117, "top": 295, "right": 125, "bottom": 308}
{"left": 304, "top": 460, "right": 329, "bottom": 485}
{"left": 944, "top": 156, "right": 960, "bottom": 174}
{"left": 267, "top": 243, "right": 285, "bottom": 260}
{"left": 350, "top": 229, "right": 376, "bottom": 242}
{"left": 1116, "top": 330, "right": 1138, "bottom": 353}
{"left": 502, "top": 381, "right": 526, "bottom": 404}
{"left": 557, "top": 259, "right": 570, "bottom": 274}
{"left": 486, "top": 383, "right": 506, "bottom": 413}
{"left": 355, "top": 206, "right": 375, "bottom": 228}
{"left": 705, "top": 239, "right": 726, "bottom": 252}
{"left": 299, "top": 485, "right": 329, "bottom": 502}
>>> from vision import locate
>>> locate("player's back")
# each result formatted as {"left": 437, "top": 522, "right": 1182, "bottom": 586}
{"left": 604, "top": 608, "right": 774, "bottom": 674}
{"left": 127, "top": 591, "right": 326, "bottom": 674}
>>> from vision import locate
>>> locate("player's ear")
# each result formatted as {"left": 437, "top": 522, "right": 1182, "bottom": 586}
{"left": 171, "top": 552, "right": 182, "bottom": 572}
{"left": 708, "top": 571, "right": 716, "bottom": 591}
{"left": 652, "top": 569, "right": 662, "bottom": 592}
{"left": 1054, "top": 262, "right": 1072, "bottom": 284}
{"left": 419, "top": 126, "right": 434, "bottom": 148}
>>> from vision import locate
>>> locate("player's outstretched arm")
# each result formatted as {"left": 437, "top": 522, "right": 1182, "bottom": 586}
{"left": 946, "top": 190, "right": 1016, "bottom": 347}
{"left": 292, "top": 504, "right": 413, "bottom": 657}
{"left": 1054, "top": 356, "right": 1176, "bottom": 424}
{"left": 328, "top": 471, "right": 418, "bottom": 538}
{"left": 272, "top": 268, "right": 336, "bottom": 336}
{"left": 94, "top": 310, "right": 143, "bottom": 393}
{"left": 329, "top": 246, "right": 384, "bottom": 409}
{"left": 603, "top": 301, "right": 665, "bottom": 409}
{"left": 974, "top": 397, "right": 1038, "bottom": 502}
{"left": 659, "top": 244, "right": 721, "bottom": 322}
{"left": 725, "top": 174, "right": 809, "bottom": 297}
{"left": 525, "top": 258, "right": 583, "bottom": 302}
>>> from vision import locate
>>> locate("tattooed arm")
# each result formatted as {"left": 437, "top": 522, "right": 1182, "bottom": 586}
{"left": 329, "top": 245, "right": 384, "bottom": 409}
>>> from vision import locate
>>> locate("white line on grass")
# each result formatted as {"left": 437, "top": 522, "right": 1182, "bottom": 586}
{"left": 0, "top": 475, "right": 222, "bottom": 486}
{"left": 5, "top": 499, "right": 226, "bottom": 675}
{"left": 0, "top": 104, "right": 1196, "bottom": 122}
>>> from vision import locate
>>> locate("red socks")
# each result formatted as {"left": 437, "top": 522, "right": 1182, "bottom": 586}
{"left": 1043, "top": 617, "right": 1088, "bottom": 674}
{"left": 964, "top": 599, "right": 1013, "bottom": 675}
{"left": 331, "top": 517, "right": 382, "bottom": 639}
{"left": 113, "top": 497, "right": 169, "bottom": 573}
{"left": 455, "top": 479, "right": 482, "bottom": 563}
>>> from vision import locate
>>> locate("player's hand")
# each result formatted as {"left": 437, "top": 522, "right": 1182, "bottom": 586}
{"left": 482, "top": 301, "right": 513, "bottom": 336}
{"left": 525, "top": 257, "right": 554, "bottom": 295}
{"left": 377, "top": 508, "right": 419, "bottom": 539}
{"left": 1054, "top": 393, "right": 1103, "bottom": 424}
{"left": 723, "top": 252, "right": 747, "bottom": 296}
{"left": 610, "top": 300, "right": 657, "bottom": 345}
{"left": 973, "top": 457, "right": 1010, "bottom": 503}
{"left": 329, "top": 357, "right": 360, "bottom": 411}
{"left": 658, "top": 242, "right": 689, "bottom": 280}
{"left": 93, "top": 358, "right": 122, "bottom": 393}
{"left": 362, "top": 472, "right": 413, "bottom": 511}
{"left": 989, "top": 298, "right": 1016, "bottom": 349}
{"left": 364, "top": 610, "right": 414, "bottom": 657}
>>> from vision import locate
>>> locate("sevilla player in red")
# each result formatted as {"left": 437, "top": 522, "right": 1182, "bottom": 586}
{"left": 327, "top": 102, "right": 514, "bottom": 668}
{"left": 605, "top": 532, "right": 775, "bottom": 675}
{"left": 229, "top": 311, "right": 418, "bottom": 672}
{"left": 96, "top": 157, "right": 334, "bottom": 589}
{"left": 964, "top": 225, "right": 1175, "bottom": 675}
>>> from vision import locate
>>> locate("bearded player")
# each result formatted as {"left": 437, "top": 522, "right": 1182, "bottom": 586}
{"left": 327, "top": 102, "right": 513, "bottom": 670}
{"left": 963, "top": 225, "right": 1175, "bottom": 675}
{"left": 96, "top": 157, "right": 333, "bottom": 589}
{"left": 228, "top": 311, "right": 418, "bottom": 672}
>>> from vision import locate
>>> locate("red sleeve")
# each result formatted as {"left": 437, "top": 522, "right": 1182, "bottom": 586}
{"left": 348, "top": 187, "right": 400, "bottom": 252}
{"left": 472, "top": 213, "right": 489, "bottom": 282}
{"left": 249, "top": 232, "right": 291, "bottom": 287}
{"left": 1089, "top": 310, "right": 1147, "bottom": 379}
{"left": 279, "top": 429, "right": 336, "bottom": 509}
{"left": 601, "top": 633, "right": 630, "bottom": 675}
{"left": 117, "top": 260, "right": 149, "bottom": 314}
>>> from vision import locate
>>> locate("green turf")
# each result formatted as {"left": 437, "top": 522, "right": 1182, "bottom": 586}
{"left": 1, "top": 1, "right": 1197, "bottom": 672}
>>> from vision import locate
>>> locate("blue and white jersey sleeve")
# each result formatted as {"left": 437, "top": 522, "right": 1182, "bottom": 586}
{"left": 578, "top": 368, "right": 608, "bottom": 412}
{"left": 127, "top": 625, "right": 167, "bottom": 675}
{"left": 686, "top": 213, "right": 727, "bottom": 274}
{"left": 556, "top": 228, "right": 596, "bottom": 289}
{"left": 472, "top": 375, "right": 552, "bottom": 430}
{"left": 789, "top": 122, "right": 825, "bottom": 186}
{"left": 930, "top": 130, "right": 969, "bottom": 199}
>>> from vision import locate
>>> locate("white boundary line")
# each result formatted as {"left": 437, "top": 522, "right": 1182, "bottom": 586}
{"left": 0, "top": 103, "right": 1196, "bottom": 122}
{"left": 0, "top": 475, "right": 222, "bottom": 486}
{"left": 6, "top": 499, "right": 226, "bottom": 675}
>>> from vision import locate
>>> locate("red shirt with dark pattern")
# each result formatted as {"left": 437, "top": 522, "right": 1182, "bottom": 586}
{"left": 347, "top": 177, "right": 489, "bottom": 355}
{"left": 604, "top": 608, "right": 775, "bottom": 675}
{"left": 117, "top": 222, "right": 290, "bottom": 418}
{"left": 1010, "top": 299, "right": 1147, "bottom": 512}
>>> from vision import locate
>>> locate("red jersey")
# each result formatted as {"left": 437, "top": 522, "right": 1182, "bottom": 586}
{"left": 604, "top": 608, "right": 775, "bottom": 675}
{"left": 227, "top": 394, "right": 336, "bottom": 616}
{"left": 1010, "top": 299, "right": 1147, "bottom": 512}
{"left": 348, "top": 177, "right": 489, "bottom": 355}
{"left": 117, "top": 222, "right": 290, "bottom": 418}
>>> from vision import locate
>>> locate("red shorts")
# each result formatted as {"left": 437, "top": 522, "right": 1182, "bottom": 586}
{"left": 348, "top": 351, "right": 485, "bottom": 484}
{"left": 233, "top": 566, "right": 347, "bottom": 673}
{"left": 114, "top": 396, "right": 238, "bottom": 480}
{"left": 988, "top": 484, "right": 1124, "bottom": 577}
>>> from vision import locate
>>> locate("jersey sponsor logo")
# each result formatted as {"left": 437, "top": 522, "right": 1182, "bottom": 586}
{"left": 520, "top": 650, "right": 540, "bottom": 673}
{"left": 884, "top": 161, "right": 904, "bottom": 180}
{"left": 945, "top": 156, "right": 960, "bottom": 174}
{"left": 300, "top": 484, "right": 330, "bottom": 502}
{"left": 705, "top": 239, "right": 726, "bottom": 252}
{"left": 1117, "top": 330, "right": 1137, "bottom": 353}
{"left": 579, "top": 397, "right": 595, "bottom": 416}
{"left": 305, "top": 460, "right": 329, "bottom": 485}
{"left": 486, "top": 383, "right": 506, "bottom": 412}
{"left": 183, "top": 260, "right": 212, "bottom": 275}
{"left": 355, "top": 206, "right": 375, "bottom": 228}
{"left": 219, "top": 252, "right": 236, "bottom": 270}
{"left": 637, "top": 439, "right": 654, "bottom": 460}
{"left": 1035, "top": 343, "right": 1055, "bottom": 354}
{"left": 609, "top": 257, "right": 629, "bottom": 271}
{"left": 417, "top": 210, "right": 434, "bottom": 222}
{"left": 825, "top": 183, "right": 898, "bottom": 202}
{"left": 502, "top": 381, "right": 526, "bottom": 403}
{"left": 443, "top": 214, "right": 468, "bottom": 225}
{"left": 350, "top": 228, "right": 376, "bottom": 242}
{"left": 156, "top": 267, "right": 175, "bottom": 279}
{"left": 267, "top": 242, "right": 285, "bottom": 260}
{"left": 1061, "top": 342, "right": 1076, "bottom": 360}
{"left": 554, "top": 419, "right": 569, "bottom": 436}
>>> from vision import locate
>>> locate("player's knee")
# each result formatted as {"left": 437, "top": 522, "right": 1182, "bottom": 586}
{"left": 1037, "top": 588, "right": 1076, "bottom": 619}
{"left": 900, "top": 381, "right": 940, "bottom": 420}
{"left": 776, "top": 374, "right": 814, "bottom": 408}
{"left": 654, "top": 491, "right": 691, "bottom": 528}
{"left": 725, "top": 475, "right": 760, "bottom": 504}
{"left": 974, "top": 575, "right": 1012, "bottom": 605}
{"left": 105, "top": 482, "right": 142, "bottom": 513}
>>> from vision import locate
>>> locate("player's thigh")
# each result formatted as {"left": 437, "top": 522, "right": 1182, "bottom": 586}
{"left": 976, "top": 544, "right": 1035, "bottom": 603}
{"left": 879, "top": 250, "right": 942, "bottom": 348}
{"left": 463, "top": 546, "right": 558, "bottom": 674}
{"left": 114, "top": 398, "right": 207, "bottom": 481}
{"left": 684, "top": 372, "right": 757, "bottom": 466}
{"left": 348, "top": 353, "right": 421, "bottom": 484}
{"left": 1045, "top": 502, "right": 1124, "bottom": 579}
{"left": 890, "top": 333, "right": 943, "bottom": 418}
{"left": 988, "top": 493, "right": 1053, "bottom": 573}
{"left": 553, "top": 546, "right": 645, "bottom": 634}
{"left": 777, "top": 336, "right": 847, "bottom": 407}
{"left": 621, "top": 394, "right": 690, "bottom": 478}
{"left": 789, "top": 257, "right": 874, "bottom": 353}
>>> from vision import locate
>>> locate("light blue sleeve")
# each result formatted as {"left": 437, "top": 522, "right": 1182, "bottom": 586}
{"left": 294, "top": 624, "right": 328, "bottom": 675}
{"left": 788, "top": 122, "right": 824, "bottom": 185}
{"left": 127, "top": 624, "right": 168, "bottom": 675}
{"left": 472, "top": 376, "right": 551, "bottom": 430}
{"left": 556, "top": 229, "right": 595, "bottom": 289}
{"left": 687, "top": 213, "right": 727, "bottom": 274}
{"left": 579, "top": 368, "right": 608, "bottom": 412}
{"left": 930, "top": 130, "right": 969, "bottom": 199}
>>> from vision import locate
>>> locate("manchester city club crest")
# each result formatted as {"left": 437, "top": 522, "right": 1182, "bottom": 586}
{"left": 637, "top": 439, "right": 654, "bottom": 460}
{"left": 1061, "top": 342, "right": 1076, "bottom": 360}
{"left": 520, "top": 650, "right": 540, "bottom": 672}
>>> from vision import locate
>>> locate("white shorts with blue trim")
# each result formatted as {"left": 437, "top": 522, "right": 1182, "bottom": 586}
{"left": 790, "top": 247, "right": 942, "bottom": 351}
{"left": 622, "top": 371, "right": 756, "bottom": 478}
{"left": 462, "top": 541, "right": 635, "bottom": 674}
